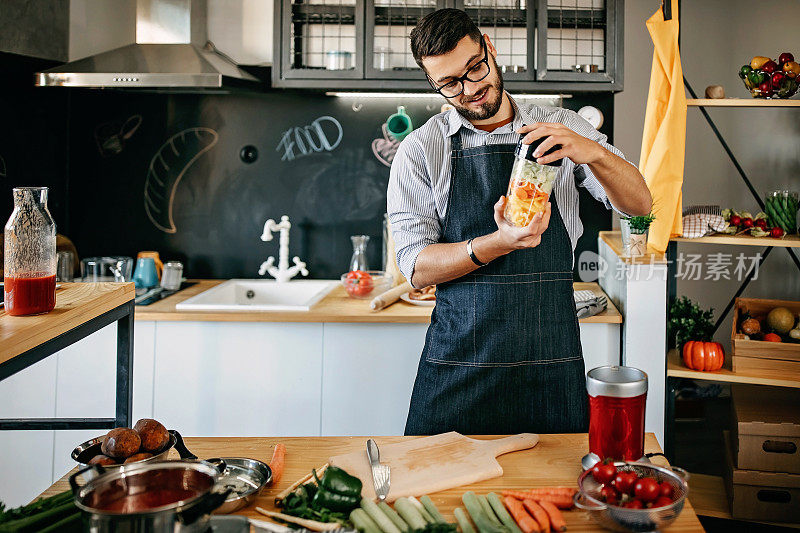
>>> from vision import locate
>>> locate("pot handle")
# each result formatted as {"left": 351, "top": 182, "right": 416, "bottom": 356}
{"left": 573, "top": 491, "right": 607, "bottom": 511}
{"left": 69, "top": 464, "right": 105, "bottom": 495}
{"left": 170, "top": 430, "right": 198, "bottom": 460}
{"left": 204, "top": 457, "right": 228, "bottom": 473}
{"left": 177, "top": 487, "right": 232, "bottom": 525}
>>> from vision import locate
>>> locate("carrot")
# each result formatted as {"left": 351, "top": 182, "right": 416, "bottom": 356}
{"left": 527, "top": 495, "right": 574, "bottom": 510}
{"left": 502, "top": 496, "right": 540, "bottom": 533}
{"left": 537, "top": 501, "right": 566, "bottom": 532}
{"left": 269, "top": 443, "right": 286, "bottom": 484}
{"left": 522, "top": 500, "right": 550, "bottom": 533}
{"left": 501, "top": 489, "right": 575, "bottom": 499}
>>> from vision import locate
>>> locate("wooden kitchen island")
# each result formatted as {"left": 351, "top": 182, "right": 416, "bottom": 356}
{"left": 39, "top": 433, "right": 705, "bottom": 532}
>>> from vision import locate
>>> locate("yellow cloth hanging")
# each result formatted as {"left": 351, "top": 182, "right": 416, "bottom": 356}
{"left": 639, "top": 0, "right": 686, "bottom": 252}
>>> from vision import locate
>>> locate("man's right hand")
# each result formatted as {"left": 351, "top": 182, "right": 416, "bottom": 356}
{"left": 491, "top": 195, "right": 552, "bottom": 251}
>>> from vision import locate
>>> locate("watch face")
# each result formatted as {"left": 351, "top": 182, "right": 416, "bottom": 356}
{"left": 578, "top": 106, "right": 604, "bottom": 129}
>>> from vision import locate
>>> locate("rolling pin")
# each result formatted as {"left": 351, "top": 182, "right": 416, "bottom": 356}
{"left": 370, "top": 281, "right": 413, "bottom": 311}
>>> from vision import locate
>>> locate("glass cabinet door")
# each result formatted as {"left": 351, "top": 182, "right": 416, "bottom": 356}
{"left": 281, "top": 0, "right": 365, "bottom": 79}
{"left": 458, "top": 0, "right": 536, "bottom": 82}
{"left": 535, "top": 0, "right": 618, "bottom": 83}
{"left": 364, "top": 0, "right": 445, "bottom": 81}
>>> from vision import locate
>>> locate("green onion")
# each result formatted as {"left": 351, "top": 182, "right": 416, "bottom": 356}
{"left": 394, "top": 498, "right": 427, "bottom": 530}
{"left": 351, "top": 508, "right": 382, "bottom": 533}
{"left": 486, "top": 493, "right": 522, "bottom": 533}
{"left": 462, "top": 492, "right": 506, "bottom": 533}
{"left": 454, "top": 507, "right": 476, "bottom": 533}
{"left": 408, "top": 497, "right": 435, "bottom": 524}
{"left": 379, "top": 501, "right": 409, "bottom": 532}
{"left": 420, "top": 496, "right": 446, "bottom": 524}
{"left": 361, "top": 499, "right": 402, "bottom": 533}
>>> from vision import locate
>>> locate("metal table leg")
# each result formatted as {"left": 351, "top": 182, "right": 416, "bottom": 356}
{"left": 115, "top": 300, "right": 135, "bottom": 428}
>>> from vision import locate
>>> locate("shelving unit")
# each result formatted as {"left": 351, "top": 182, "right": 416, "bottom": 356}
{"left": 670, "top": 233, "right": 800, "bottom": 247}
{"left": 687, "top": 98, "right": 800, "bottom": 107}
{"left": 666, "top": 349, "right": 800, "bottom": 389}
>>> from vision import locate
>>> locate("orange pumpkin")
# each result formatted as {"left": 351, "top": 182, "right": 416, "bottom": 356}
{"left": 682, "top": 341, "right": 725, "bottom": 371}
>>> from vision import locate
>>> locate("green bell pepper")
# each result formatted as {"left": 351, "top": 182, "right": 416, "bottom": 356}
{"left": 739, "top": 65, "right": 752, "bottom": 79}
{"left": 748, "top": 70, "right": 765, "bottom": 86}
{"left": 311, "top": 467, "right": 363, "bottom": 512}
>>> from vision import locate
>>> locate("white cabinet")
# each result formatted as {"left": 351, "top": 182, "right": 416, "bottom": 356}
{"left": 0, "top": 357, "right": 58, "bottom": 507}
{"left": 321, "top": 324, "right": 426, "bottom": 436}
{"left": 152, "top": 322, "right": 324, "bottom": 437}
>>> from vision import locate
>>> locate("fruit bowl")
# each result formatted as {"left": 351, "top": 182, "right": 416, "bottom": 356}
{"left": 575, "top": 461, "right": 689, "bottom": 533}
{"left": 739, "top": 53, "right": 799, "bottom": 99}
{"left": 340, "top": 270, "right": 393, "bottom": 299}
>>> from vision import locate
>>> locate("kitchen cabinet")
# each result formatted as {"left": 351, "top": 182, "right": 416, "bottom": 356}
{"left": 273, "top": 0, "right": 623, "bottom": 91}
{"left": 321, "top": 323, "right": 427, "bottom": 435}
{"left": 152, "top": 322, "right": 324, "bottom": 437}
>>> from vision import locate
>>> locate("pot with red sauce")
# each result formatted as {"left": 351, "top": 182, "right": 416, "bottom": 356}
{"left": 70, "top": 459, "right": 231, "bottom": 532}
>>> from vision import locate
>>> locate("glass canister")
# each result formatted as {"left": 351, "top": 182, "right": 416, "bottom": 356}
{"left": 349, "top": 235, "right": 370, "bottom": 272}
{"left": 765, "top": 189, "right": 798, "bottom": 234}
{"left": 585, "top": 366, "right": 648, "bottom": 467}
{"left": 3, "top": 187, "right": 57, "bottom": 316}
{"left": 503, "top": 137, "right": 562, "bottom": 227}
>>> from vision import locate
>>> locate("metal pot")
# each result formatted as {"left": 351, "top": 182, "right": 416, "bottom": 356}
{"left": 71, "top": 430, "right": 197, "bottom": 481}
{"left": 70, "top": 459, "right": 231, "bottom": 533}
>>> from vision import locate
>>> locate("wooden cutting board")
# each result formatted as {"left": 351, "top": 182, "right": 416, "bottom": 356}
{"left": 329, "top": 432, "right": 539, "bottom": 501}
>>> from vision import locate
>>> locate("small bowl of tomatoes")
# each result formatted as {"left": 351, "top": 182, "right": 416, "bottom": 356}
{"left": 341, "top": 270, "right": 393, "bottom": 299}
{"left": 575, "top": 460, "right": 689, "bottom": 532}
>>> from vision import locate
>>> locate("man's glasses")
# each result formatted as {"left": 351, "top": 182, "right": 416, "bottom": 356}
{"left": 427, "top": 40, "right": 491, "bottom": 99}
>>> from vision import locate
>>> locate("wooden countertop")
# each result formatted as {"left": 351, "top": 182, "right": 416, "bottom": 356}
{"left": 38, "top": 433, "right": 703, "bottom": 532}
{"left": 134, "top": 280, "right": 622, "bottom": 324}
{"left": 599, "top": 231, "right": 668, "bottom": 265}
{"left": 0, "top": 282, "right": 134, "bottom": 366}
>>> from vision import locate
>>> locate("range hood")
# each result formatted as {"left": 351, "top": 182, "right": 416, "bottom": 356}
{"left": 36, "top": 0, "right": 261, "bottom": 90}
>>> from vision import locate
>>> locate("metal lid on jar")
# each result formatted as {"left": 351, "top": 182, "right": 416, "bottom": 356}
{"left": 586, "top": 365, "right": 648, "bottom": 398}
{"left": 515, "top": 136, "right": 562, "bottom": 167}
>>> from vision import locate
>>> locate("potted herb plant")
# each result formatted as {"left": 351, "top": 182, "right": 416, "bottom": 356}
{"left": 620, "top": 213, "right": 656, "bottom": 257}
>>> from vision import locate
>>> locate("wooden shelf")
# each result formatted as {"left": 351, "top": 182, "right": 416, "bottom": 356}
{"left": 670, "top": 233, "right": 800, "bottom": 247}
{"left": 689, "top": 473, "right": 800, "bottom": 528}
{"left": 687, "top": 98, "right": 800, "bottom": 107}
{"left": 667, "top": 349, "right": 800, "bottom": 388}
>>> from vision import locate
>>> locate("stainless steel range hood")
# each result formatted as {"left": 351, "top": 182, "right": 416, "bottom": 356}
{"left": 36, "top": 0, "right": 261, "bottom": 90}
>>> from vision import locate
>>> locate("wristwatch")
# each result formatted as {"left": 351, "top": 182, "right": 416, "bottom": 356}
{"left": 466, "top": 238, "right": 488, "bottom": 267}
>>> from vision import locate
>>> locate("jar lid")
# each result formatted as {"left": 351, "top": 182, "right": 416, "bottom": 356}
{"left": 586, "top": 365, "right": 648, "bottom": 398}
{"left": 515, "top": 136, "right": 562, "bottom": 167}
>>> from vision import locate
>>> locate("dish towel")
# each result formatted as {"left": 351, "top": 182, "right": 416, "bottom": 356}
{"left": 681, "top": 205, "right": 727, "bottom": 238}
{"left": 639, "top": 0, "right": 687, "bottom": 253}
{"left": 574, "top": 290, "right": 608, "bottom": 319}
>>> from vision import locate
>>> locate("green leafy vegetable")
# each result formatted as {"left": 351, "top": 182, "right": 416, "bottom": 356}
{"left": 622, "top": 213, "right": 656, "bottom": 234}
{"left": 278, "top": 482, "right": 351, "bottom": 525}
{"left": 668, "top": 296, "right": 715, "bottom": 349}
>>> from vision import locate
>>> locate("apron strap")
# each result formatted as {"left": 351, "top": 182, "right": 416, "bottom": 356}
{"left": 450, "top": 130, "right": 463, "bottom": 152}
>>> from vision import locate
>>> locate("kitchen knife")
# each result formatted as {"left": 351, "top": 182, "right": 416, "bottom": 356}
{"left": 366, "top": 438, "right": 391, "bottom": 501}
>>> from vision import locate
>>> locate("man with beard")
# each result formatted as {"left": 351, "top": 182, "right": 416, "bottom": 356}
{"left": 388, "top": 9, "right": 652, "bottom": 435}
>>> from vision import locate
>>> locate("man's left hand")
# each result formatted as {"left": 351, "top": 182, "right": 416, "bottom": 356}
{"left": 517, "top": 122, "right": 606, "bottom": 166}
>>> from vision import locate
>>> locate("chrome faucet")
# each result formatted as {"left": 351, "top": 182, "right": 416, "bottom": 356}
{"left": 258, "top": 215, "right": 308, "bottom": 282}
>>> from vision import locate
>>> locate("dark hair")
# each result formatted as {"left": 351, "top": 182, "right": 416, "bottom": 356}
{"left": 410, "top": 9, "right": 482, "bottom": 69}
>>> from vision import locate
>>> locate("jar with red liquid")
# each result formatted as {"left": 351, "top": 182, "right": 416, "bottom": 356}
{"left": 3, "top": 187, "right": 57, "bottom": 316}
{"left": 583, "top": 366, "right": 648, "bottom": 469}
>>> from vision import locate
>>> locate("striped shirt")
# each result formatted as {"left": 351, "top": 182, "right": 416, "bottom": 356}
{"left": 387, "top": 94, "right": 635, "bottom": 284}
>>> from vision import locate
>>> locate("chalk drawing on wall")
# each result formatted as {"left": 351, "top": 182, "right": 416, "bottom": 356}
{"left": 95, "top": 114, "right": 143, "bottom": 157}
{"left": 276, "top": 115, "right": 343, "bottom": 162}
{"left": 371, "top": 123, "right": 401, "bottom": 168}
{"left": 144, "top": 127, "right": 219, "bottom": 234}
{"left": 0, "top": 154, "right": 6, "bottom": 179}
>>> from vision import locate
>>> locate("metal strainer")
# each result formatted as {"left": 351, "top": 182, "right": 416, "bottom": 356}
{"left": 574, "top": 461, "right": 689, "bottom": 532}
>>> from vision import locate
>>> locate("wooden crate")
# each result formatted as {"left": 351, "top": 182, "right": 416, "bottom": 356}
{"left": 732, "top": 298, "right": 800, "bottom": 367}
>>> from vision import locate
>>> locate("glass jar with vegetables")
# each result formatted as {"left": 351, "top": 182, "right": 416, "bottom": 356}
{"left": 503, "top": 138, "right": 561, "bottom": 227}
{"left": 765, "top": 190, "right": 798, "bottom": 235}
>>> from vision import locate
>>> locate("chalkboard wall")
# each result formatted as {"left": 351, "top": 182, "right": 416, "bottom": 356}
{"left": 2, "top": 62, "right": 616, "bottom": 280}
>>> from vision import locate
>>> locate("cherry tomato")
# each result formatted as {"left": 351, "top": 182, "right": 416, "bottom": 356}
{"left": 779, "top": 52, "right": 795, "bottom": 65}
{"left": 652, "top": 496, "right": 674, "bottom": 508}
{"left": 729, "top": 215, "right": 741, "bottom": 227}
{"left": 613, "top": 471, "right": 638, "bottom": 495}
{"left": 634, "top": 477, "right": 661, "bottom": 503}
{"left": 771, "top": 227, "right": 785, "bottom": 238}
{"left": 600, "top": 485, "right": 620, "bottom": 505}
{"left": 591, "top": 461, "right": 618, "bottom": 485}
{"left": 658, "top": 481, "right": 673, "bottom": 499}
{"left": 345, "top": 270, "right": 374, "bottom": 297}
{"left": 742, "top": 217, "right": 754, "bottom": 228}
{"left": 755, "top": 218, "right": 768, "bottom": 229}
{"left": 623, "top": 499, "right": 645, "bottom": 509}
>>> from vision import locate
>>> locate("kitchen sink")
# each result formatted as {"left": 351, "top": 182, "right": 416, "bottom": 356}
{"left": 175, "top": 279, "right": 338, "bottom": 312}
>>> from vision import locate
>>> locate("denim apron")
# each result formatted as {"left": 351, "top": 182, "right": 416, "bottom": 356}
{"left": 404, "top": 132, "right": 589, "bottom": 435}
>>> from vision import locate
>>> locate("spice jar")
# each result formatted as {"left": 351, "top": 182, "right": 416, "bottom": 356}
{"left": 503, "top": 137, "right": 562, "bottom": 227}
{"left": 3, "top": 187, "right": 57, "bottom": 316}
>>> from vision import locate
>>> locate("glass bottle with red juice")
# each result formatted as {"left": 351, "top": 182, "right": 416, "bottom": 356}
{"left": 4, "top": 187, "right": 57, "bottom": 316}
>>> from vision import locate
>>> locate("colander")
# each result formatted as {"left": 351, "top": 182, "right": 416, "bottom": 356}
{"left": 574, "top": 461, "right": 689, "bottom": 532}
